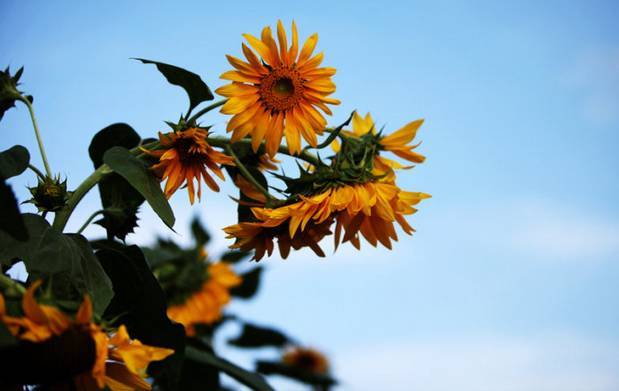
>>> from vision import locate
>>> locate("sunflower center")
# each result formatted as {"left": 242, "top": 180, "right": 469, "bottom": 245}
{"left": 175, "top": 136, "right": 204, "bottom": 165}
{"left": 259, "top": 66, "right": 304, "bottom": 113}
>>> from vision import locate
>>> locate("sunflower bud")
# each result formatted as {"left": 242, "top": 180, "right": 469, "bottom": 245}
{"left": 27, "top": 175, "right": 69, "bottom": 212}
{"left": 1, "top": 66, "right": 32, "bottom": 120}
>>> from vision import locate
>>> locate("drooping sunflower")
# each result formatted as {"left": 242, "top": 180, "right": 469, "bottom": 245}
{"left": 216, "top": 20, "right": 340, "bottom": 157}
{"left": 166, "top": 262, "right": 242, "bottom": 336}
{"left": 282, "top": 346, "right": 330, "bottom": 374}
{"left": 224, "top": 217, "right": 334, "bottom": 261}
{"left": 144, "top": 127, "right": 234, "bottom": 204}
{"left": 0, "top": 281, "right": 173, "bottom": 391}
{"left": 224, "top": 180, "right": 429, "bottom": 259}
{"left": 332, "top": 112, "right": 426, "bottom": 174}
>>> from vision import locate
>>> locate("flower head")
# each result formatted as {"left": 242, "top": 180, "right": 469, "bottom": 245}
{"left": 166, "top": 262, "right": 242, "bottom": 336}
{"left": 333, "top": 112, "right": 426, "bottom": 174}
{"left": 282, "top": 346, "right": 329, "bottom": 374}
{"left": 216, "top": 20, "right": 340, "bottom": 157}
{"left": 144, "top": 127, "right": 234, "bottom": 204}
{"left": 0, "top": 281, "right": 173, "bottom": 390}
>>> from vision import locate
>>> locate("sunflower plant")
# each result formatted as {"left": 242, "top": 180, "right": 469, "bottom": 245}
{"left": 0, "top": 20, "right": 428, "bottom": 390}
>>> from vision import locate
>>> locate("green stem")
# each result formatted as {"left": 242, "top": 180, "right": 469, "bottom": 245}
{"left": 76, "top": 209, "right": 105, "bottom": 235}
{"left": 28, "top": 164, "right": 46, "bottom": 180}
{"left": 187, "top": 99, "right": 227, "bottom": 124}
{"left": 0, "top": 273, "right": 25, "bottom": 295}
{"left": 225, "top": 145, "right": 276, "bottom": 202}
{"left": 52, "top": 164, "right": 112, "bottom": 232}
{"left": 208, "top": 136, "right": 321, "bottom": 167}
{"left": 19, "top": 97, "right": 53, "bottom": 178}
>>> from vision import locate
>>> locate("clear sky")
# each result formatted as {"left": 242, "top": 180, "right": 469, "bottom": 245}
{"left": 2, "top": 0, "right": 619, "bottom": 390}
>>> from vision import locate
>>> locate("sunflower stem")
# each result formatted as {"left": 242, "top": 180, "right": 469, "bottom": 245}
{"left": 52, "top": 164, "right": 113, "bottom": 232}
{"left": 187, "top": 99, "right": 227, "bottom": 124}
{"left": 76, "top": 209, "right": 105, "bottom": 235}
{"left": 225, "top": 145, "right": 276, "bottom": 202}
{"left": 0, "top": 273, "right": 25, "bottom": 295}
{"left": 207, "top": 136, "right": 321, "bottom": 166}
{"left": 27, "top": 164, "right": 46, "bottom": 180}
{"left": 18, "top": 96, "right": 53, "bottom": 178}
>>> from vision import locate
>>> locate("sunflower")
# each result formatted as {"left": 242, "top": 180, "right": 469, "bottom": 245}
{"left": 224, "top": 180, "right": 429, "bottom": 258}
{"left": 224, "top": 217, "right": 334, "bottom": 261}
{"left": 332, "top": 112, "right": 426, "bottom": 174}
{"left": 215, "top": 20, "right": 340, "bottom": 157}
{"left": 166, "top": 262, "right": 242, "bottom": 336}
{"left": 0, "top": 281, "right": 174, "bottom": 391}
{"left": 282, "top": 346, "right": 329, "bottom": 374}
{"left": 144, "top": 127, "right": 234, "bottom": 204}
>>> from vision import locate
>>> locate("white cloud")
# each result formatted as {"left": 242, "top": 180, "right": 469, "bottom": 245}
{"left": 335, "top": 335, "right": 619, "bottom": 391}
{"left": 561, "top": 47, "right": 619, "bottom": 125}
{"left": 507, "top": 202, "right": 619, "bottom": 259}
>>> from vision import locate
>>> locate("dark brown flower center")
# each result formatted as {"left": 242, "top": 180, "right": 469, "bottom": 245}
{"left": 259, "top": 66, "right": 304, "bottom": 113}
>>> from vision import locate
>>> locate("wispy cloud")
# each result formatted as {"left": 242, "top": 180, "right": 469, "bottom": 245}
{"left": 561, "top": 47, "right": 619, "bottom": 126}
{"left": 335, "top": 335, "right": 619, "bottom": 391}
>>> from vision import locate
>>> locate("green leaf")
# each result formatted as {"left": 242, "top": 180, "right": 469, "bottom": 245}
{"left": 178, "top": 338, "right": 221, "bottom": 391}
{"left": 256, "top": 360, "right": 337, "bottom": 387}
{"left": 228, "top": 323, "right": 290, "bottom": 348}
{"left": 88, "top": 123, "right": 141, "bottom": 167}
{"left": 220, "top": 250, "right": 252, "bottom": 264}
{"left": 89, "top": 124, "right": 144, "bottom": 240}
{"left": 185, "top": 346, "right": 274, "bottom": 391}
{"left": 134, "top": 58, "right": 214, "bottom": 115}
{"left": 0, "top": 179, "right": 27, "bottom": 241}
{"left": 95, "top": 242, "right": 185, "bottom": 390}
{"left": 0, "top": 214, "right": 113, "bottom": 315}
{"left": 0, "top": 145, "right": 29, "bottom": 179}
{"left": 103, "top": 146, "right": 175, "bottom": 229}
{"left": 190, "top": 216, "right": 211, "bottom": 247}
{"left": 230, "top": 266, "right": 263, "bottom": 299}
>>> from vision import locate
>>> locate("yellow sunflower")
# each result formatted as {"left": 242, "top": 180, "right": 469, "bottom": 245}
{"left": 144, "top": 127, "right": 234, "bottom": 204}
{"left": 282, "top": 346, "right": 329, "bottom": 374}
{"left": 224, "top": 180, "right": 429, "bottom": 258}
{"left": 0, "top": 281, "right": 173, "bottom": 391}
{"left": 216, "top": 20, "right": 340, "bottom": 157}
{"left": 166, "top": 262, "right": 242, "bottom": 336}
{"left": 224, "top": 217, "right": 334, "bottom": 261}
{"left": 332, "top": 112, "right": 426, "bottom": 174}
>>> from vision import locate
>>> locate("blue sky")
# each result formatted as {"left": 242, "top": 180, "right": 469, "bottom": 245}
{"left": 2, "top": 0, "right": 619, "bottom": 389}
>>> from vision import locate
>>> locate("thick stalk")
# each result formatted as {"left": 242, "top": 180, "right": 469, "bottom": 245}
{"left": 187, "top": 99, "right": 227, "bottom": 124}
{"left": 225, "top": 145, "right": 276, "bottom": 202}
{"left": 52, "top": 164, "right": 112, "bottom": 232}
{"left": 208, "top": 136, "right": 321, "bottom": 167}
{"left": 19, "top": 97, "right": 53, "bottom": 177}
{"left": 76, "top": 210, "right": 105, "bottom": 234}
{"left": 0, "top": 273, "right": 25, "bottom": 295}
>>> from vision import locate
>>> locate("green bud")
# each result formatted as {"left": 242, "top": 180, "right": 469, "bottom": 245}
{"left": 27, "top": 175, "right": 70, "bottom": 212}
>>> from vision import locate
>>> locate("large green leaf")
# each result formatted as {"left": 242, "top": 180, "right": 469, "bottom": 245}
{"left": 0, "top": 179, "right": 27, "bottom": 241}
{"left": 230, "top": 266, "right": 263, "bottom": 299}
{"left": 103, "top": 146, "right": 175, "bottom": 229}
{"left": 190, "top": 216, "right": 211, "bottom": 247}
{"left": 228, "top": 323, "right": 290, "bottom": 349}
{"left": 185, "top": 346, "right": 274, "bottom": 391}
{"left": 0, "top": 214, "right": 113, "bottom": 315}
{"left": 0, "top": 145, "right": 29, "bottom": 179}
{"left": 0, "top": 145, "right": 30, "bottom": 179}
{"left": 95, "top": 242, "right": 185, "bottom": 390}
{"left": 135, "top": 58, "right": 214, "bottom": 115}
{"left": 89, "top": 123, "right": 144, "bottom": 240}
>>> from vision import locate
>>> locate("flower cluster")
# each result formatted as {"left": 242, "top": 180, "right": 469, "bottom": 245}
{"left": 0, "top": 281, "right": 173, "bottom": 390}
